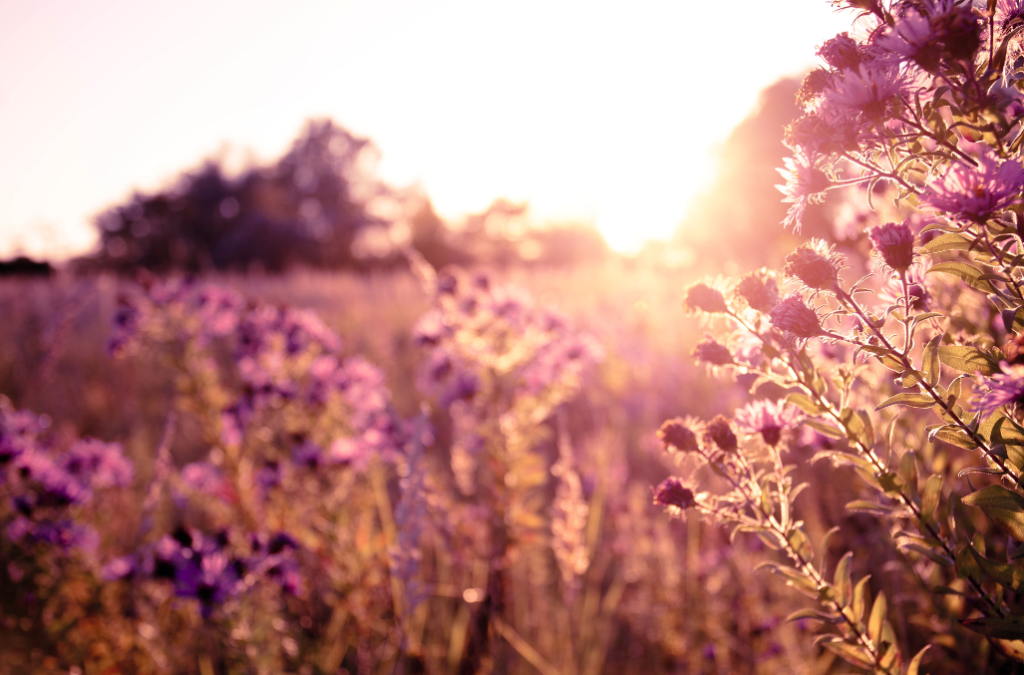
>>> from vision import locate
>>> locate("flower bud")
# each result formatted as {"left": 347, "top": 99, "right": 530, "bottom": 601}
{"left": 683, "top": 283, "right": 727, "bottom": 314}
{"left": 868, "top": 221, "right": 914, "bottom": 272}
{"left": 817, "top": 32, "right": 861, "bottom": 70}
{"left": 784, "top": 241, "right": 841, "bottom": 290}
{"left": 769, "top": 295, "right": 823, "bottom": 338}
{"left": 657, "top": 418, "right": 699, "bottom": 452}
{"left": 704, "top": 415, "right": 738, "bottom": 452}
{"left": 653, "top": 477, "right": 696, "bottom": 509}
{"left": 691, "top": 336, "right": 734, "bottom": 366}
{"left": 735, "top": 269, "right": 780, "bottom": 313}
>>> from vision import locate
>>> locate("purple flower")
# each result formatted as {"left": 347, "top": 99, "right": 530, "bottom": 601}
{"left": 59, "top": 439, "right": 133, "bottom": 489}
{"left": 776, "top": 152, "right": 832, "bottom": 232}
{"left": 784, "top": 239, "right": 843, "bottom": 290}
{"left": 818, "top": 32, "right": 863, "bottom": 70}
{"left": 868, "top": 220, "right": 915, "bottom": 272}
{"left": 735, "top": 400, "right": 804, "bottom": 446}
{"left": 652, "top": 477, "right": 696, "bottom": 510}
{"left": 683, "top": 282, "right": 728, "bottom": 314}
{"left": 972, "top": 362, "right": 1024, "bottom": 416}
{"left": 769, "top": 295, "right": 824, "bottom": 339}
{"left": 691, "top": 335, "right": 734, "bottom": 366}
{"left": 921, "top": 151, "right": 1024, "bottom": 222}
{"left": 824, "top": 64, "right": 910, "bottom": 121}
{"left": 181, "top": 462, "right": 226, "bottom": 494}
{"left": 735, "top": 269, "right": 780, "bottom": 313}
{"left": 102, "top": 555, "right": 138, "bottom": 581}
{"left": 872, "top": 2, "right": 983, "bottom": 72}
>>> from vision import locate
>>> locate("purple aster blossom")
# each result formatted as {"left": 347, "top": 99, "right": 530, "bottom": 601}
{"left": 921, "top": 151, "right": 1024, "bottom": 222}
{"left": 784, "top": 239, "right": 844, "bottom": 290}
{"left": 181, "top": 461, "right": 226, "bottom": 494}
{"left": 879, "top": 265, "right": 933, "bottom": 312}
{"left": 868, "top": 220, "right": 916, "bottom": 272}
{"left": 102, "top": 555, "right": 139, "bottom": 581}
{"left": 824, "top": 64, "right": 910, "bottom": 121}
{"left": 972, "top": 361, "right": 1024, "bottom": 416}
{"left": 59, "top": 439, "right": 133, "bottom": 489}
{"left": 691, "top": 335, "right": 734, "bottom": 366}
{"left": 15, "top": 451, "right": 90, "bottom": 507}
{"left": 734, "top": 400, "right": 804, "bottom": 446}
{"left": 173, "top": 551, "right": 241, "bottom": 619}
{"left": 291, "top": 440, "right": 323, "bottom": 468}
{"left": 777, "top": 151, "right": 832, "bottom": 232}
{"left": 769, "top": 295, "right": 825, "bottom": 339}
{"left": 412, "top": 309, "right": 446, "bottom": 346}
{"left": 873, "top": 4, "right": 948, "bottom": 70}
{"left": 818, "top": 32, "right": 864, "bottom": 70}
{"left": 652, "top": 477, "right": 697, "bottom": 510}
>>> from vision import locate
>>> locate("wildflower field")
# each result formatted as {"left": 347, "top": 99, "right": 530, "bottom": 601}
{"left": 14, "top": 0, "right": 1024, "bottom": 673}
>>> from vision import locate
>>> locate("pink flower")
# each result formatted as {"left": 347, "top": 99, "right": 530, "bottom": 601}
{"left": 972, "top": 362, "right": 1024, "bottom": 417}
{"left": 734, "top": 400, "right": 804, "bottom": 446}
{"left": 768, "top": 295, "right": 824, "bottom": 339}
{"left": 868, "top": 220, "right": 915, "bottom": 272}
{"left": 776, "top": 152, "right": 832, "bottom": 232}
{"left": 921, "top": 151, "right": 1024, "bottom": 222}
{"left": 824, "top": 64, "right": 910, "bottom": 120}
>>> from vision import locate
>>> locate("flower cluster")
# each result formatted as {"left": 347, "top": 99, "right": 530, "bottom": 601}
{"left": 1, "top": 399, "right": 132, "bottom": 552}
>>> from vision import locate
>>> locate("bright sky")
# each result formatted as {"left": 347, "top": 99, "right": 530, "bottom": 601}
{"left": 0, "top": 0, "right": 850, "bottom": 258}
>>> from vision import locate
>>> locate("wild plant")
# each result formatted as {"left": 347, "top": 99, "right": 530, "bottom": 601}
{"left": 654, "top": 1, "right": 1024, "bottom": 672}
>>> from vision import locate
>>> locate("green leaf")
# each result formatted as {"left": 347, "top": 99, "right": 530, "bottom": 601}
{"left": 906, "top": 645, "right": 931, "bottom": 675}
{"left": 757, "top": 562, "right": 820, "bottom": 598}
{"left": 921, "top": 475, "right": 943, "bottom": 524}
{"left": 962, "top": 616, "right": 1024, "bottom": 640}
{"left": 852, "top": 575, "right": 872, "bottom": 624}
{"left": 1004, "top": 306, "right": 1024, "bottom": 334}
{"left": 968, "top": 543, "right": 1024, "bottom": 592}
{"left": 846, "top": 500, "right": 895, "bottom": 515}
{"left": 804, "top": 418, "right": 844, "bottom": 438}
{"left": 923, "top": 335, "right": 941, "bottom": 387}
{"left": 833, "top": 551, "right": 853, "bottom": 607}
{"left": 931, "top": 427, "right": 978, "bottom": 449}
{"left": 937, "top": 345, "right": 1001, "bottom": 376}
{"left": 868, "top": 591, "right": 887, "bottom": 643}
{"left": 962, "top": 484, "right": 1024, "bottom": 540}
{"left": 786, "top": 392, "right": 823, "bottom": 415}
{"left": 899, "top": 452, "right": 918, "bottom": 501}
{"left": 785, "top": 608, "right": 838, "bottom": 623}
{"left": 876, "top": 392, "right": 935, "bottom": 410}
{"left": 927, "top": 261, "right": 996, "bottom": 293}
{"left": 919, "top": 232, "right": 972, "bottom": 254}
{"left": 817, "top": 637, "right": 874, "bottom": 669}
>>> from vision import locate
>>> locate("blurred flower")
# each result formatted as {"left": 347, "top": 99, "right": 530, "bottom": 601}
{"left": 769, "top": 295, "right": 824, "bottom": 339}
{"left": 868, "top": 220, "right": 915, "bottom": 272}
{"left": 735, "top": 400, "right": 803, "bottom": 446}
{"left": 653, "top": 477, "right": 696, "bottom": 510}
{"left": 657, "top": 418, "right": 700, "bottom": 453}
{"left": 972, "top": 361, "right": 1024, "bottom": 416}
{"left": 704, "top": 415, "right": 738, "bottom": 453}
{"left": 784, "top": 239, "right": 843, "bottom": 290}
{"left": 824, "top": 64, "right": 909, "bottom": 121}
{"left": 691, "top": 335, "right": 734, "bottom": 367}
{"left": 735, "top": 269, "right": 780, "bottom": 313}
{"left": 777, "top": 151, "right": 832, "bottom": 232}
{"left": 921, "top": 151, "right": 1024, "bottom": 222}
{"left": 818, "top": 32, "right": 863, "bottom": 70}
{"left": 60, "top": 439, "right": 133, "bottom": 489}
{"left": 683, "top": 282, "right": 728, "bottom": 314}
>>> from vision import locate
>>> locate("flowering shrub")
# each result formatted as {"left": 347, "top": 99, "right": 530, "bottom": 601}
{"left": 653, "top": 1, "right": 1024, "bottom": 672}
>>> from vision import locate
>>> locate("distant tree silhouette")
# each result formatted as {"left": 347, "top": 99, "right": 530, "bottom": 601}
{"left": 673, "top": 77, "right": 829, "bottom": 268}
{"left": 85, "top": 120, "right": 387, "bottom": 273}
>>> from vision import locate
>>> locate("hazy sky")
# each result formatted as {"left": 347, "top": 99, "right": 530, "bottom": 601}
{"left": 0, "top": 0, "right": 850, "bottom": 257}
